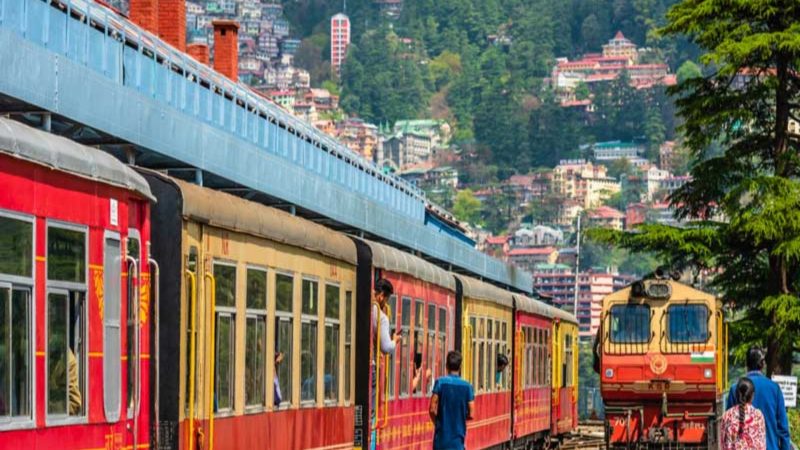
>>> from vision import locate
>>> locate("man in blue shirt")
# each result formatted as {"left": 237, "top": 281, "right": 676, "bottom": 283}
{"left": 726, "top": 347, "right": 792, "bottom": 450}
{"left": 429, "top": 351, "right": 475, "bottom": 450}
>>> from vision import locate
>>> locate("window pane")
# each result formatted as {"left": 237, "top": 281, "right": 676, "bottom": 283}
{"left": 344, "top": 292, "right": 352, "bottom": 402}
{"left": 428, "top": 305, "right": 436, "bottom": 331}
{"left": 47, "top": 293, "right": 67, "bottom": 415}
{"left": 668, "top": 305, "right": 709, "bottom": 343}
{"left": 399, "top": 298, "right": 411, "bottom": 396}
{"left": 47, "top": 227, "right": 86, "bottom": 283}
{"left": 214, "top": 265, "right": 236, "bottom": 308}
{"left": 7, "top": 290, "right": 30, "bottom": 417}
{"left": 302, "top": 280, "right": 318, "bottom": 316}
{"left": 0, "top": 288, "right": 9, "bottom": 416}
{"left": 324, "top": 324, "right": 338, "bottom": 401}
{"left": 610, "top": 305, "right": 650, "bottom": 343}
{"left": 325, "top": 285, "right": 339, "bottom": 320}
{"left": 275, "top": 318, "right": 292, "bottom": 406}
{"left": 215, "top": 314, "right": 234, "bottom": 411}
{"left": 127, "top": 237, "right": 140, "bottom": 263}
{"left": 301, "top": 322, "right": 317, "bottom": 402}
{"left": 276, "top": 274, "right": 293, "bottom": 313}
{"left": 439, "top": 309, "right": 446, "bottom": 333}
{"left": 246, "top": 269, "right": 267, "bottom": 310}
{"left": 0, "top": 217, "right": 32, "bottom": 278}
{"left": 387, "top": 295, "right": 397, "bottom": 399}
{"left": 245, "top": 316, "right": 266, "bottom": 406}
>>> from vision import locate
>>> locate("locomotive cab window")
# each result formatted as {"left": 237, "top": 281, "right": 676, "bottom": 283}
{"left": 609, "top": 304, "right": 650, "bottom": 343}
{"left": 46, "top": 224, "right": 87, "bottom": 420}
{"left": 0, "top": 213, "right": 33, "bottom": 426}
{"left": 667, "top": 304, "right": 709, "bottom": 343}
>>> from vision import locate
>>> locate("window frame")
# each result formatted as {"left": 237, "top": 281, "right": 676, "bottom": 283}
{"left": 0, "top": 209, "right": 35, "bottom": 430}
{"left": 609, "top": 304, "right": 651, "bottom": 344}
{"left": 343, "top": 290, "right": 353, "bottom": 405}
{"left": 102, "top": 231, "right": 122, "bottom": 423}
{"left": 125, "top": 229, "right": 141, "bottom": 420}
{"left": 244, "top": 265, "right": 268, "bottom": 412}
{"left": 212, "top": 260, "right": 238, "bottom": 416}
{"left": 299, "top": 276, "right": 319, "bottom": 407}
{"left": 273, "top": 270, "right": 294, "bottom": 409}
{"left": 398, "top": 296, "right": 411, "bottom": 399}
{"left": 45, "top": 220, "right": 88, "bottom": 426}
{"left": 412, "top": 299, "right": 425, "bottom": 398}
{"left": 386, "top": 294, "right": 398, "bottom": 400}
{"left": 666, "top": 304, "right": 711, "bottom": 344}
{"left": 323, "top": 282, "right": 340, "bottom": 406}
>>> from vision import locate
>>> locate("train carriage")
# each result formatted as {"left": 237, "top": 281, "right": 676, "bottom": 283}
{"left": 0, "top": 118, "right": 154, "bottom": 449}
{"left": 351, "top": 238, "right": 456, "bottom": 450}
{"left": 512, "top": 295, "right": 555, "bottom": 448}
{"left": 597, "top": 277, "right": 727, "bottom": 449}
{"left": 456, "top": 275, "right": 515, "bottom": 450}
{"left": 143, "top": 171, "right": 357, "bottom": 450}
{"left": 549, "top": 305, "right": 579, "bottom": 439}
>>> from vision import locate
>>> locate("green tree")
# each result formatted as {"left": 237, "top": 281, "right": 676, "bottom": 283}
{"left": 452, "top": 189, "right": 482, "bottom": 225}
{"left": 591, "top": 0, "right": 800, "bottom": 375}
{"left": 644, "top": 108, "right": 666, "bottom": 161}
{"left": 574, "top": 82, "right": 591, "bottom": 101}
{"left": 675, "top": 60, "right": 702, "bottom": 85}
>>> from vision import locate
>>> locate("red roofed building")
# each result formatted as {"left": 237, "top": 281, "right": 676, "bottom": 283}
{"left": 587, "top": 206, "right": 625, "bottom": 230}
{"left": 507, "top": 246, "right": 559, "bottom": 272}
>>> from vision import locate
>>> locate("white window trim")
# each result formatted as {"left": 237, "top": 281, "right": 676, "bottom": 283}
{"left": 212, "top": 260, "right": 238, "bottom": 417}
{"left": 0, "top": 209, "right": 35, "bottom": 431}
{"left": 45, "top": 220, "right": 89, "bottom": 427}
{"left": 244, "top": 264, "right": 268, "bottom": 413}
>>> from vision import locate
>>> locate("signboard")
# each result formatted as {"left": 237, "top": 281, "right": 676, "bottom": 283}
{"left": 109, "top": 198, "right": 118, "bottom": 226}
{"left": 772, "top": 375, "right": 797, "bottom": 408}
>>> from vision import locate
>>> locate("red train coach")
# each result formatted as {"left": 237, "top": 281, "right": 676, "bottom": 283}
{"left": 351, "top": 238, "right": 456, "bottom": 450}
{"left": 0, "top": 118, "right": 155, "bottom": 449}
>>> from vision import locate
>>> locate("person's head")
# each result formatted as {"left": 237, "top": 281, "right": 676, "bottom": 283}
{"left": 746, "top": 346, "right": 766, "bottom": 372}
{"left": 496, "top": 353, "right": 509, "bottom": 372}
{"left": 446, "top": 351, "right": 463, "bottom": 373}
{"left": 735, "top": 377, "right": 755, "bottom": 406}
{"left": 735, "top": 377, "right": 756, "bottom": 436}
{"left": 373, "top": 278, "right": 394, "bottom": 306}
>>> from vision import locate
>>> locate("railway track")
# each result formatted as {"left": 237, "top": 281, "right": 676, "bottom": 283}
{"left": 559, "top": 421, "right": 606, "bottom": 449}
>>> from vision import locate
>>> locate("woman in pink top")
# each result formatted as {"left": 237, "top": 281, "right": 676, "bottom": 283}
{"left": 722, "top": 377, "right": 767, "bottom": 450}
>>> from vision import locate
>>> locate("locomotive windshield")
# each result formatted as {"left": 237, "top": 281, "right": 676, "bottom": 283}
{"left": 667, "top": 304, "right": 709, "bottom": 343}
{"left": 609, "top": 305, "right": 650, "bottom": 343}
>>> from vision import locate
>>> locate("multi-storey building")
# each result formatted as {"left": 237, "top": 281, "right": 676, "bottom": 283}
{"left": 552, "top": 160, "right": 621, "bottom": 209}
{"left": 534, "top": 264, "right": 634, "bottom": 339}
{"left": 602, "top": 31, "right": 639, "bottom": 61}
{"left": 331, "top": 13, "right": 351, "bottom": 77}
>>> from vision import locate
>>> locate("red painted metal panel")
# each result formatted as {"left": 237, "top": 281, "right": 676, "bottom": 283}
{"left": 0, "top": 155, "right": 152, "bottom": 449}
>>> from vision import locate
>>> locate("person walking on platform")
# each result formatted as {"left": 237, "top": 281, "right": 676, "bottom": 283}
{"left": 429, "top": 351, "right": 475, "bottom": 450}
{"left": 726, "top": 347, "right": 792, "bottom": 450}
{"left": 722, "top": 377, "right": 766, "bottom": 450}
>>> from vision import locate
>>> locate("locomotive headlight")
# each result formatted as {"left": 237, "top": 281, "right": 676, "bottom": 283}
{"left": 704, "top": 368, "right": 713, "bottom": 379}
{"left": 605, "top": 368, "right": 614, "bottom": 378}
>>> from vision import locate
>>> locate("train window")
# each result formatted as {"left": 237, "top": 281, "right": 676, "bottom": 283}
{"left": 103, "top": 236, "right": 122, "bottom": 422}
{"left": 275, "top": 273, "right": 293, "bottom": 408}
{"left": 213, "top": 263, "right": 237, "bottom": 413}
{"left": 324, "top": 284, "right": 340, "bottom": 403}
{"left": 387, "top": 295, "right": 397, "bottom": 400}
{"left": 47, "top": 226, "right": 86, "bottom": 283}
{"left": 184, "top": 247, "right": 198, "bottom": 414}
{"left": 301, "top": 279, "right": 319, "bottom": 404}
{"left": 545, "top": 329, "right": 552, "bottom": 385}
{"left": 399, "top": 297, "right": 411, "bottom": 397}
{"left": 344, "top": 291, "right": 353, "bottom": 403}
{"left": 668, "top": 305, "right": 709, "bottom": 343}
{"left": 564, "top": 334, "right": 574, "bottom": 387}
{"left": 427, "top": 305, "right": 436, "bottom": 387}
{"left": 609, "top": 304, "right": 650, "bottom": 343}
{"left": 47, "top": 224, "right": 87, "bottom": 419}
{"left": 438, "top": 308, "right": 446, "bottom": 379}
{"left": 126, "top": 233, "right": 141, "bottom": 419}
{"left": 0, "top": 215, "right": 33, "bottom": 278}
{"left": 0, "top": 213, "right": 33, "bottom": 424}
{"left": 245, "top": 268, "right": 267, "bottom": 409}
{"left": 412, "top": 300, "right": 424, "bottom": 396}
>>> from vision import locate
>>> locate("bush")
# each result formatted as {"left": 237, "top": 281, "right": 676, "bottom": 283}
{"left": 790, "top": 408, "right": 800, "bottom": 446}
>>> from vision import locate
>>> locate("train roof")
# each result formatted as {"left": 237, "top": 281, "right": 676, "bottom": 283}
{"left": 513, "top": 294, "right": 554, "bottom": 318}
{"left": 161, "top": 174, "right": 357, "bottom": 265}
{"left": 355, "top": 238, "right": 456, "bottom": 291}
{"left": 455, "top": 274, "right": 515, "bottom": 308}
{"left": 604, "top": 278, "right": 717, "bottom": 303}
{"left": 547, "top": 304, "right": 579, "bottom": 325}
{"left": 0, "top": 117, "right": 154, "bottom": 201}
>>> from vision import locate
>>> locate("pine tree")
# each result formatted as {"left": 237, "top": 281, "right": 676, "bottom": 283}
{"left": 591, "top": 0, "right": 800, "bottom": 375}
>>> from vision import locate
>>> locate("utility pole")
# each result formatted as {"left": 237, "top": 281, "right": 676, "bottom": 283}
{"left": 573, "top": 213, "right": 581, "bottom": 317}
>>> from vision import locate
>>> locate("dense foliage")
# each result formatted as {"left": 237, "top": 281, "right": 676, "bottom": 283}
{"left": 282, "top": 0, "right": 696, "bottom": 174}
{"left": 589, "top": 0, "right": 800, "bottom": 375}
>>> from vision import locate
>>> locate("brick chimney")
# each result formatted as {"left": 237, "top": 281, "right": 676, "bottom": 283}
{"left": 213, "top": 20, "right": 240, "bottom": 81}
{"left": 158, "top": 0, "right": 186, "bottom": 52}
{"left": 129, "top": 0, "right": 158, "bottom": 34}
{"left": 187, "top": 43, "right": 210, "bottom": 66}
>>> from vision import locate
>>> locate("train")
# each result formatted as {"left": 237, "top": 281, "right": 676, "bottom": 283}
{"left": 0, "top": 117, "right": 580, "bottom": 450}
{"left": 595, "top": 274, "right": 727, "bottom": 449}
